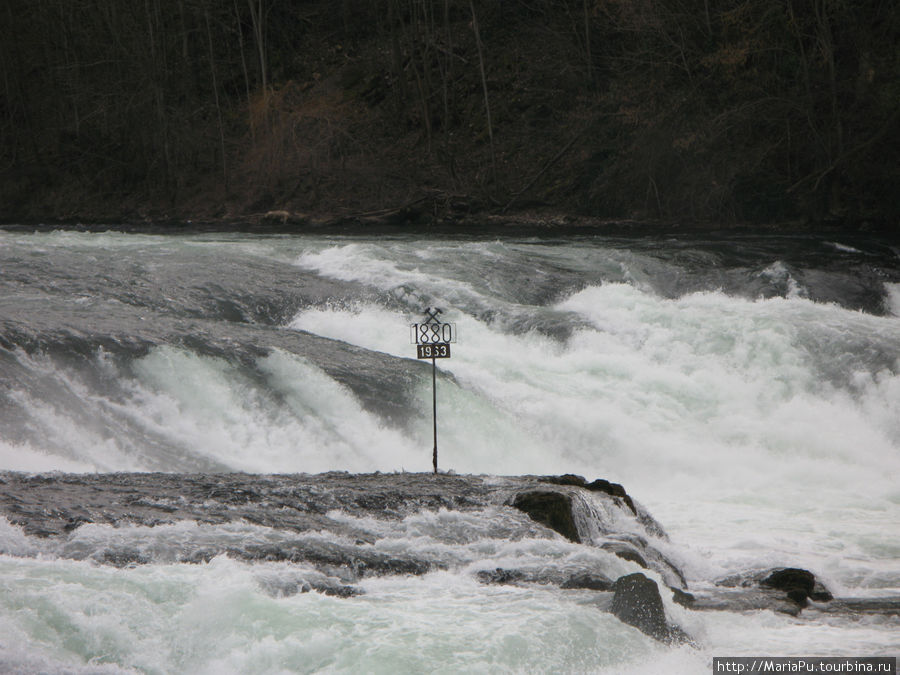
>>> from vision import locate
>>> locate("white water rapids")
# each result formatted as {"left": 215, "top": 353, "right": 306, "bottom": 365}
{"left": 0, "top": 229, "right": 898, "bottom": 673}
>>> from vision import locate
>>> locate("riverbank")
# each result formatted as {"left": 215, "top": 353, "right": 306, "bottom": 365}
{"left": 2, "top": 205, "right": 895, "bottom": 240}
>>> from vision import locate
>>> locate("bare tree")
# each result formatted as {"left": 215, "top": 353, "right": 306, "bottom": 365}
{"left": 247, "top": 0, "right": 268, "bottom": 94}
{"left": 469, "top": 0, "right": 496, "bottom": 183}
{"left": 205, "top": 4, "right": 229, "bottom": 190}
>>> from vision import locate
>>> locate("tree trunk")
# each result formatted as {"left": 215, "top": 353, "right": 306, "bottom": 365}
{"left": 205, "top": 5, "right": 229, "bottom": 191}
{"left": 247, "top": 0, "right": 267, "bottom": 93}
{"left": 584, "top": 0, "right": 593, "bottom": 84}
{"left": 234, "top": 0, "right": 254, "bottom": 139}
{"left": 145, "top": 0, "right": 172, "bottom": 187}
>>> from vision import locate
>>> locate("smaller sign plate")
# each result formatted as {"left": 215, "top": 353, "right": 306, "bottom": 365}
{"left": 417, "top": 343, "right": 451, "bottom": 359}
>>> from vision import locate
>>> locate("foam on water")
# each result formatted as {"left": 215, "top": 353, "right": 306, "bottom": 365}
{"left": 0, "top": 510, "right": 684, "bottom": 673}
{"left": 1, "top": 542, "right": 896, "bottom": 674}
{"left": 3, "top": 231, "right": 900, "bottom": 671}
{"left": 124, "top": 346, "right": 422, "bottom": 473}
{"left": 289, "top": 278, "right": 900, "bottom": 595}
{"left": 0, "top": 551, "right": 681, "bottom": 675}
{"left": 886, "top": 282, "right": 900, "bottom": 317}
{"left": 1, "top": 344, "right": 425, "bottom": 473}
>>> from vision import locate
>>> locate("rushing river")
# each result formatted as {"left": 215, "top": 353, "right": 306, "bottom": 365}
{"left": 1, "top": 227, "right": 898, "bottom": 673}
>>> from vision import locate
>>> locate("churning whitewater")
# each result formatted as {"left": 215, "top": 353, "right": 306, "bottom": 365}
{"left": 1, "top": 228, "right": 899, "bottom": 673}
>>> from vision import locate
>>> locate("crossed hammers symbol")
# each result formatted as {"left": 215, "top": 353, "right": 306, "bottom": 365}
{"left": 422, "top": 307, "right": 443, "bottom": 323}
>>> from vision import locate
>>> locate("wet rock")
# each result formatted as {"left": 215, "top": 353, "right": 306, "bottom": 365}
{"left": 695, "top": 567, "right": 834, "bottom": 615}
{"left": 527, "top": 479, "right": 672, "bottom": 576}
{"left": 512, "top": 490, "right": 580, "bottom": 543}
{"left": 312, "top": 582, "right": 362, "bottom": 598}
{"left": 670, "top": 587, "right": 695, "bottom": 607}
{"left": 98, "top": 547, "right": 150, "bottom": 567}
{"left": 0, "top": 470, "right": 683, "bottom": 592}
{"left": 475, "top": 567, "right": 614, "bottom": 590}
{"left": 601, "top": 541, "right": 648, "bottom": 568}
{"left": 180, "top": 548, "right": 218, "bottom": 564}
{"left": 761, "top": 567, "right": 833, "bottom": 604}
{"left": 809, "top": 597, "right": 900, "bottom": 616}
{"left": 561, "top": 572, "right": 614, "bottom": 591}
{"left": 476, "top": 568, "right": 527, "bottom": 585}
{"left": 585, "top": 479, "right": 637, "bottom": 515}
{"left": 692, "top": 585, "right": 895, "bottom": 619}
{"left": 716, "top": 567, "right": 833, "bottom": 606}
{"left": 236, "top": 542, "right": 433, "bottom": 578}
{"left": 610, "top": 573, "right": 691, "bottom": 645}
{"left": 538, "top": 474, "right": 587, "bottom": 488}
{"left": 63, "top": 515, "right": 93, "bottom": 532}
{"left": 257, "top": 575, "right": 362, "bottom": 598}
{"left": 689, "top": 588, "right": 805, "bottom": 616}
{"left": 538, "top": 475, "right": 637, "bottom": 515}
{"left": 599, "top": 536, "right": 687, "bottom": 590}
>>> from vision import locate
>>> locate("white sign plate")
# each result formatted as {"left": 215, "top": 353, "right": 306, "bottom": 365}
{"left": 410, "top": 322, "right": 457, "bottom": 345}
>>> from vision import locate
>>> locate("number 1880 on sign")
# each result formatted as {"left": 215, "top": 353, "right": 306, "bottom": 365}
{"left": 410, "top": 322, "right": 457, "bottom": 345}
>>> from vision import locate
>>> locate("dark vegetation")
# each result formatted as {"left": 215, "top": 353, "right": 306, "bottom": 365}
{"left": 2, "top": 0, "right": 897, "bottom": 228}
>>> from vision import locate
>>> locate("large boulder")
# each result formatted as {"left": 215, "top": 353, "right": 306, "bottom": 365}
{"left": 611, "top": 573, "right": 691, "bottom": 645}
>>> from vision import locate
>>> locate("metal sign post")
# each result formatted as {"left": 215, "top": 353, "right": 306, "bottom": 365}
{"left": 410, "top": 307, "right": 456, "bottom": 474}
{"left": 431, "top": 355, "right": 437, "bottom": 473}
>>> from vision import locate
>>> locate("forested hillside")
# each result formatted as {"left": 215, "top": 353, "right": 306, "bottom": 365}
{"left": 2, "top": 0, "right": 897, "bottom": 227}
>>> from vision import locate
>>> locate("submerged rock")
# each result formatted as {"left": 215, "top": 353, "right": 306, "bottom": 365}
{"left": 716, "top": 567, "right": 833, "bottom": 604}
{"left": 476, "top": 568, "right": 529, "bottom": 586}
{"left": 809, "top": 597, "right": 900, "bottom": 616}
{"left": 98, "top": 547, "right": 151, "bottom": 567}
{"left": 475, "top": 567, "right": 615, "bottom": 591}
{"left": 692, "top": 567, "right": 835, "bottom": 615}
{"left": 599, "top": 536, "right": 687, "bottom": 590}
{"left": 560, "top": 571, "right": 614, "bottom": 591}
{"left": 256, "top": 572, "right": 362, "bottom": 598}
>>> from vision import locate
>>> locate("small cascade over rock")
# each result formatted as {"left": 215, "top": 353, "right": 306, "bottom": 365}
{"left": 510, "top": 474, "right": 686, "bottom": 589}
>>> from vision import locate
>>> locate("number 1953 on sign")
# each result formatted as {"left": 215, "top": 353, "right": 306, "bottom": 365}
{"left": 416, "top": 343, "right": 450, "bottom": 359}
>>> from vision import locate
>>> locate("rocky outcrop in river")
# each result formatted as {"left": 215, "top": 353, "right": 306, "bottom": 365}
{"left": 2, "top": 471, "right": 894, "bottom": 644}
